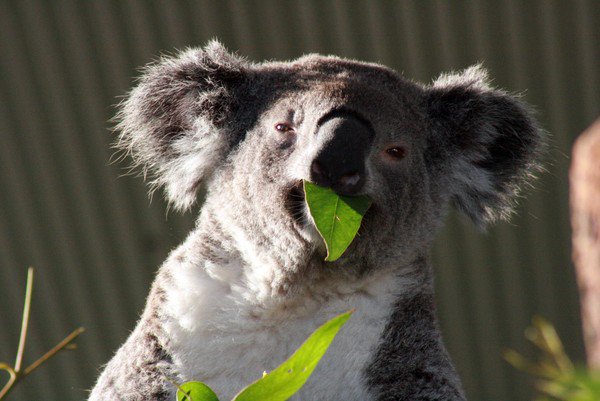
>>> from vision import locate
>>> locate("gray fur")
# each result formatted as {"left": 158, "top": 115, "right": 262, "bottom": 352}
{"left": 90, "top": 41, "right": 543, "bottom": 400}
{"left": 90, "top": 281, "right": 174, "bottom": 400}
{"left": 426, "top": 65, "right": 544, "bottom": 226}
{"left": 366, "top": 258, "right": 465, "bottom": 400}
{"left": 115, "top": 41, "right": 250, "bottom": 211}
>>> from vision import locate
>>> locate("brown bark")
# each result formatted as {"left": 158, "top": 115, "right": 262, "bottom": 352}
{"left": 570, "top": 117, "right": 600, "bottom": 369}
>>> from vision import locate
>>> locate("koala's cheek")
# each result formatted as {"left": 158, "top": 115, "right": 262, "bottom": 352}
{"left": 273, "top": 132, "right": 297, "bottom": 150}
{"left": 279, "top": 150, "right": 309, "bottom": 184}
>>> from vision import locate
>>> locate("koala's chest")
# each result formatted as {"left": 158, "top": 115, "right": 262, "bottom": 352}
{"left": 166, "top": 280, "right": 398, "bottom": 401}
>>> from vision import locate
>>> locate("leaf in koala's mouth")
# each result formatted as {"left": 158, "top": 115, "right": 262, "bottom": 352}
{"left": 303, "top": 181, "right": 372, "bottom": 262}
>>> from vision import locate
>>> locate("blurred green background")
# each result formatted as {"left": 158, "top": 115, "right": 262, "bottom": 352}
{"left": 0, "top": 1, "right": 598, "bottom": 400}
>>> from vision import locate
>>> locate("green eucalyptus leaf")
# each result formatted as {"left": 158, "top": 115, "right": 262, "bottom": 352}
{"left": 303, "top": 181, "right": 372, "bottom": 261}
{"left": 231, "top": 310, "right": 353, "bottom": 401}
{"left": 177, "top": 381, "right": 220, "bottom": 401}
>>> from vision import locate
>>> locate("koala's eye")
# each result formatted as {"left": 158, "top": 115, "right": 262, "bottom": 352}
{"left": 275, "top": 123, "right": 294, "bottom": 133}
{"left": 385, "top": 146, "right": 407, "bottom": 160}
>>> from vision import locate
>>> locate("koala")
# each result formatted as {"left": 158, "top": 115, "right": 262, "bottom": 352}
{"left": 89, "top": 41, "right": 543, "bottom": 401}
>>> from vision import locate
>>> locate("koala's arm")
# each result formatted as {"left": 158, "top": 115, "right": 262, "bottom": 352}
{"left": 89, "top": 288, "right": 174, "bottom": 401}
{"left": 367, "top": 292, "right": 466, "bottom": 401}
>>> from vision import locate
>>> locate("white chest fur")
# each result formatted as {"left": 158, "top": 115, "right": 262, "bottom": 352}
{"left": 160, "top": 254, "right": 405, "bottom": 401}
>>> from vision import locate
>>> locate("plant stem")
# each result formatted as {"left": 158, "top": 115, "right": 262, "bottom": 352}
{"left": 0, "top": 366, "right": 17, "bottom": 399}
{"left": 23, "top": 327, "right": 85, "bottom": 375}
{"left": 0, "top": 328, "right": 84, "bottom": 400}
{"left": 0, "top": 268, "right": 85, "bottom": 400}
{"left": 14, "top": 267, "right": 34, "bottom": 373}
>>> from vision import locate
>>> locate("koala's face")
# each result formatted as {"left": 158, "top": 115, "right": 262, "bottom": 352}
{"left": 118, "top": 42, "right": 542, "bottom": 276}
{"left": 221, "top": 68, "right": 436, "bottom": 271}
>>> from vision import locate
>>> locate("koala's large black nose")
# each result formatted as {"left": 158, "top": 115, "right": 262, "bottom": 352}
{"left": 310, "top": 112, "right": 374, "bottom": 196}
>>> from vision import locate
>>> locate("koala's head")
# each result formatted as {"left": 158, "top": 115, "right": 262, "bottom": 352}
{"left": 117, "top": 41, "right": 542, "bottom": 282}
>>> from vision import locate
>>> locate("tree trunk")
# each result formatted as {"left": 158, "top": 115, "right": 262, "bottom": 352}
{"left": 570, "top": 117, "right": 600, "bottom": 369}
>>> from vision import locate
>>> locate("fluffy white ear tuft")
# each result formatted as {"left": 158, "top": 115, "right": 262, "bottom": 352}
{"left": 154, "top": 121, "right": 231, "bottom": 211}
{"left": 427, "top": 65, "right": 545, "bottom": 226}
{"left": 115, "top": 42, "right": 248, "bottom": 211}
{"left": 432, "top": 64, "right": 490, "bottom": 92}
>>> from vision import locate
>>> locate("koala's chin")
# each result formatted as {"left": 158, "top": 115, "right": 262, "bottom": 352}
{"left": 90, "top": 41, "right": 543, "bottom": 401}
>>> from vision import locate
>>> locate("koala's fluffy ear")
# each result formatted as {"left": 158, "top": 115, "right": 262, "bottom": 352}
{"left": 116, "top": 41, "right": 248, "bottom": 211}
{"left": 426, "top": 65, "right": 544, "bottom": 226}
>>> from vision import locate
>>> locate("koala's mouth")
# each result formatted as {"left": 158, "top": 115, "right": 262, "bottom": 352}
{"left": 284, "top": 181, "right": 307, "bottom": 226}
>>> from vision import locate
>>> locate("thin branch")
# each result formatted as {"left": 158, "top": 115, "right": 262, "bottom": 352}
{"left": 14, "top": 267, "right": 34, "bottom": 373}
{"left": 0, "top": 365, "right": 17, "bottom": 399}
{"left": 0, "top": 268, "right": 85, "bottom": 400}
{"left": 23, "top": 327, "right": 85, "bottom": 376}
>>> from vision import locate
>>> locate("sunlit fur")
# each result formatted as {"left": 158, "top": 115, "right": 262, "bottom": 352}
{"left": 90, "top": 41, "right": 543, "bottom": 401}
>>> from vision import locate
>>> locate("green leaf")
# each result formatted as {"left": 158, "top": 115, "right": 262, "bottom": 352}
{"left": 177, "top": 381, "right": 220, "bottom": 401}
{"left": 231, "top": 310, "right": 353, "bottom": 401}
{"left": 303, "top": 181, "right": 372, "bottom": 261}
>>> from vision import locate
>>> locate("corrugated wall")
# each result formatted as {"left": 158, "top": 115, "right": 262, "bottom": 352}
{"left": 0, "top": 1, "right": 597, "bottom": 400}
